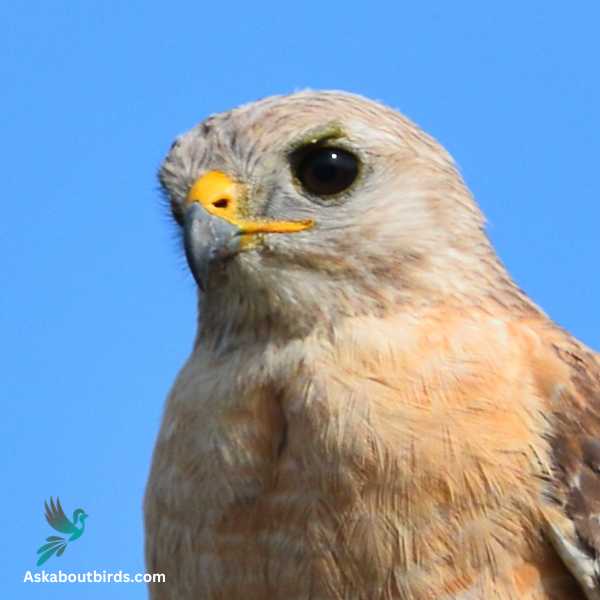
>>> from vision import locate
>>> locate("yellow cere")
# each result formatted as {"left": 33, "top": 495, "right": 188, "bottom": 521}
{"left": 186, "top": 171, "right": 314, "bottom": 237}
{"left": 186, "top": 170, "right": 241, "bottom": 221}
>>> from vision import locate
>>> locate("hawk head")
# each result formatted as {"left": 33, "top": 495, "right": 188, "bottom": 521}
{"left": 159, "top": 91, "right": 509, "bottom": 343}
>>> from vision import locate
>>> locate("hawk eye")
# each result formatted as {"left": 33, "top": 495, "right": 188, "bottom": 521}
{"left": 292, "top": 146, "right": 359, "bottom": 196}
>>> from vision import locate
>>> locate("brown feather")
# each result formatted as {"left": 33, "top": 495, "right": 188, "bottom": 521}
{"left": 146, "top": 91, "right": 597, "bottom": 599}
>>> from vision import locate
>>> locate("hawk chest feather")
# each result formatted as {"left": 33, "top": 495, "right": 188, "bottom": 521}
{"left": 145, "top": 310, "right": 580, "bottom": 599}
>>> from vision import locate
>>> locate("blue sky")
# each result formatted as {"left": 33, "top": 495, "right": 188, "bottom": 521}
{"left": 2, "top": 2, "right": 599, "bottom": 597}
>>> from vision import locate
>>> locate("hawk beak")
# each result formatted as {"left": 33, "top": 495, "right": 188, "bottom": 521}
{"left": 183, "top": 203, "right": 240, "bottom": 292}
{"left": 183, "top": 171, "right": 314, "bottom": 290}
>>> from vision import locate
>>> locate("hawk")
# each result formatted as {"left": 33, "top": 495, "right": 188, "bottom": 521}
{"left": 145, "top": 91, "right": 600, "bottom": 599}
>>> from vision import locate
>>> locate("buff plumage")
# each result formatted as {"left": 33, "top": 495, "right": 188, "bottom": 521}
{"left": 145, "top": 91, "right": 600, "bottom": 599}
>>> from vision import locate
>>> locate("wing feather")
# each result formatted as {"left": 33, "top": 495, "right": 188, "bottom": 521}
{"left": 546, "top": 340, "right": 600, "bottom": 598}
{"left": 44, "top": 496, "right": 75, "bottom": 534}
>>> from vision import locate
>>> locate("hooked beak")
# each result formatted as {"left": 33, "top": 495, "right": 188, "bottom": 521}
{"left": 183, "top": 171, "right": 314, "bottom": 290}
{"left": 183, "top": 202, "right": 241, "bottom": 292}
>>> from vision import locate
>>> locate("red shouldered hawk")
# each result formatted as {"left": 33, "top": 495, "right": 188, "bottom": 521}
{"left": 145, "top": 91, "right": 600, "bottom": 599}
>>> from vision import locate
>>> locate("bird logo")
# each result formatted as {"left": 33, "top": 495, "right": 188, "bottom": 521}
{"left": 36, "top": 497, "right": 88, "bottom": 566}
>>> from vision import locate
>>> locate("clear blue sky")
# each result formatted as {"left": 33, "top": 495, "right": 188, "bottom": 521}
{"left": 2, "top": 2, "right": 599, "bottom": 597}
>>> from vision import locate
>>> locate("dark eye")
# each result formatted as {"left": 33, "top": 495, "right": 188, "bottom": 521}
{"left": 292, "top": 146, "right": 359, "bottom": 196}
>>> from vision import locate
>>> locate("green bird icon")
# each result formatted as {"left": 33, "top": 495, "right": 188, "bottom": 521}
{"left": 36, "top": 497, "right": 88, "bottom": 566}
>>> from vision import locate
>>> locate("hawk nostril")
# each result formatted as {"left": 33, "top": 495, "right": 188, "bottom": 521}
{"left": 212, "top": 198, "right": 229, "bottom": 209}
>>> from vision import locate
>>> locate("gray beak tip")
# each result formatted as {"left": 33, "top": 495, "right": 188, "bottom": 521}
{"left": 183, "top": 204, "right": 241, "bottom": 291}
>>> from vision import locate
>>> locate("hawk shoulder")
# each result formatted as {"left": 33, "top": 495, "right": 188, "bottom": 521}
{"left": 544, "top": 334, "right": 600, "bottom": 599}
